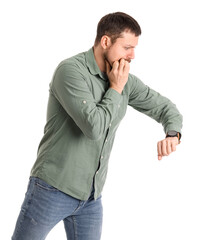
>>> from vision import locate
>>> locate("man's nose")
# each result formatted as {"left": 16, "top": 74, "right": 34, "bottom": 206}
{"left": 128, "top": 49, "right": 135, "bottom": 60}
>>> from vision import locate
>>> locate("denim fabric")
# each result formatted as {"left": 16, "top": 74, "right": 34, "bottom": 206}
{"left": 12, "top": 177, "right": 103, "bottom": 240}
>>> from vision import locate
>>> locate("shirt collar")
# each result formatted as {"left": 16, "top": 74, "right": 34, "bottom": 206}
{"left": 85, "top": 47, "right": 108, "bottom": 81}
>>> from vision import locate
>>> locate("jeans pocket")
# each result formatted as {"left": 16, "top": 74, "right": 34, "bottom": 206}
{"left": 21, "top": 178, "right": 36, "bottom": 215}
{"left": 34, "top": 178, "right": 59, "bottom": 192}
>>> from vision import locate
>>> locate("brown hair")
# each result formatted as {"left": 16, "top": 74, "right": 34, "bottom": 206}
{"left": 94, "top": 12, "right": 141, "bottom": 46}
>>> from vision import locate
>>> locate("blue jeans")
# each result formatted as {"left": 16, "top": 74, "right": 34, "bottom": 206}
{"left": 12, "top": 177, "right": 103, "bottom": 240}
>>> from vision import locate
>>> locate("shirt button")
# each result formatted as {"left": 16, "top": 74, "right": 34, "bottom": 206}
{"left": 101, "top": 156, "right": 104, "bottom": 159}
{"left": 109, "top": 123, "right": 112, "bottom": 127}
{"left": 118, "top": 104, "right": 120, "bottom": 108}
{"left": 105, "top": 139, "right": 108, "bottom": 142}
{"left": 83, "top": 100, "right": 86, "bottom": 104}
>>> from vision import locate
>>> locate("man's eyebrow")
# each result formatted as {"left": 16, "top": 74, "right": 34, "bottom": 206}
{"left": 125, "top": 44, "right": 135, "bottom": 48}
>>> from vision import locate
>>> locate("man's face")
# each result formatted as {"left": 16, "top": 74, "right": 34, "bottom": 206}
{"left": 104, "top": 31, "right": 139, "bottom": 67}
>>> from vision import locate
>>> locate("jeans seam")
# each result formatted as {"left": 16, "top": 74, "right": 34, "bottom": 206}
{"left": 72, "top": 200, "right": 84, "bottom": 214}
{"left": 27, "top": 178, "right": 36, "bottom": 207}
{"left": 12, "top": 179, "right": 36, "bottom": 239}
{"left": 11, "top": 211, "right": 25, "bottom": 239}
{"left": 72, "top": 216, "right": 78, "bottom": 240}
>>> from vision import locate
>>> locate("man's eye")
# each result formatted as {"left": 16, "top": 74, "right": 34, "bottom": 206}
{"left": 124, "top": 47, "right": 130, "bottom": 50}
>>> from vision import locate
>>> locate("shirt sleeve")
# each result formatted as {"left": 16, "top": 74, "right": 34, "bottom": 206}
{"left": 128, "top": 74, "right": 183, "bottom": 134}
{"left": 50, "top": 62, "right": 121, "bottom": 140}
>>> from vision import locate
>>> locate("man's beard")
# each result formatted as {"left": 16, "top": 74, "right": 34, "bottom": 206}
{"left": 103, "top": 51, "right": 112, "bottom": 69}
{"left": 103, "top": 51, "right": 131, "bottom": 70}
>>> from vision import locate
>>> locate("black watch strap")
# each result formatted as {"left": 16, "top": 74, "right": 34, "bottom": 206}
{"left": 166, "top": 130, "right": 181, "bottom": 141}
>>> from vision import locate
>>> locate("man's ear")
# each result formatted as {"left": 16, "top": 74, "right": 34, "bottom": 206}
{"left": 100, "top": 35, "right": 111, "bottom": 49}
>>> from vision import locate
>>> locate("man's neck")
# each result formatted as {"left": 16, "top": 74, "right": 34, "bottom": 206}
{"left": 93, "top": 45, "right": 106, "bottom": 73}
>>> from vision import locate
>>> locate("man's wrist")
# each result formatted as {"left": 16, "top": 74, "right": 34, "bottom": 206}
{"left": 166, "top": 130, "right": 181, "bottom": 143}
{"left": 109, "top": 86, "right": 122, "bottom": 94}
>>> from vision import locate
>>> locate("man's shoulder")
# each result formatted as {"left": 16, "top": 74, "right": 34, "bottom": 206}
{"left": 50, "top": 50, "right": 90, "bottom": 86}
{"left": 57, "top": 50, "right": 88, "bottom": 71}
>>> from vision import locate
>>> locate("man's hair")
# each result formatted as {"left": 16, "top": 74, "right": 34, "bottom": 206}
{"left": 94, "top": 12, "right": 141, "bottom": 46}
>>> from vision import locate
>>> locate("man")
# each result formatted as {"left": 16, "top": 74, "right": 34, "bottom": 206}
{"left": 12, "top": 12, "right": 183, "bottom": 240}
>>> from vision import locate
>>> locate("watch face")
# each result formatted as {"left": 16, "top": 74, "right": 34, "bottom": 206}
{"left": 167, "top": 130, "right": 177, "bottom": 136}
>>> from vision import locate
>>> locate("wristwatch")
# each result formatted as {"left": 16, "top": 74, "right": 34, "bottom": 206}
{"left": 166, "top": 130, "right": 181, "bottom": 141}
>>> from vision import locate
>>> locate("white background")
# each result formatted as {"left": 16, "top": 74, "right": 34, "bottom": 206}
{"left": 1, "top": 0, "right": 197, "bottom": 239}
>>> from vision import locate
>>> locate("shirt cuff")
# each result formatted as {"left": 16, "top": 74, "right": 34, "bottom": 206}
{"left": 104, "top": 88, "right": 122, "bottom": 104}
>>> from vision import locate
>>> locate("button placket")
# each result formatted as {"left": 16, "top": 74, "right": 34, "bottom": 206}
{"left": 96, "top": 124, "right": 111, "bottom": 177}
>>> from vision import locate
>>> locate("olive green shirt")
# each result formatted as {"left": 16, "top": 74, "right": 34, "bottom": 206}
{"left": 30, "top": 47, "right": 183, "bottom": 200}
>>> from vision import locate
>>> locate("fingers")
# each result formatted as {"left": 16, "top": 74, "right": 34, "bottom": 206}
{"left": 123, "top": 60, "right": 130, "bottom": 72}
{"left": 157, "top": 137, "right": 178, "bottom": 160}
{"left": 118, "top": 59, "right": 125, "bottom": 72}
{"left": 112, "top": 60, "right": 119, "bottom": 71}
{"left": 171, "top": 141, "right": 177, "bottom": 152}
{"left": 107, "top": 59, "right": 130, "bottom": 75}
{"left": 166, "top": 140, "right": 172, "bottom": 155}
{"left": 106, "top": 60, "right": 119, "bottom": 75}
{"left": 118, "top": 59, "right": 130, "bottom": 73}
{"left": 106, "top": 58, "right": 130, "bottom": 94}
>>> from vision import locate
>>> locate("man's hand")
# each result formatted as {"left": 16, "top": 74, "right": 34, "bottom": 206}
{"left": 157, "top": 137, "right": 179, "bottom": 160}
{"left": 106, "top": 59, "right": 130, "bottom": 94}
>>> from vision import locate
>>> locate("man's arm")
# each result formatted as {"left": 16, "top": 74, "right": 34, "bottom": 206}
{"left": 50, "top": 61, "right": 122, "bottom": 141}
{"left": 128, "top": 74, "right": 183, "bottom": 160}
